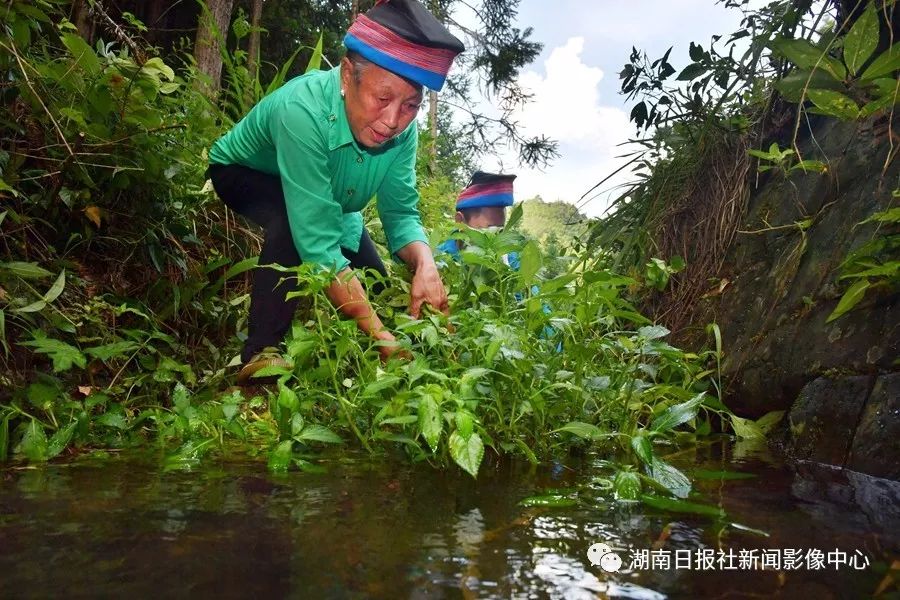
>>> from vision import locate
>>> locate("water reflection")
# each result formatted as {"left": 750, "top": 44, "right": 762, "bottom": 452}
{"left": 0, "top": 444, "right": 897, "bottom": 598}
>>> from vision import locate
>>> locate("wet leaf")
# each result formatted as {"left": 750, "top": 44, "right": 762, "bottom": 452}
{"left": 731, "top": 415, "right": 765, "bottom": 440}
{"left": 455, "top": 411, "right": 474, "bottom": 439}
{"left": 48, "top": 422, "right": 77, "bottom": 458}
{"left": 614, "top": 471, "right": 642, "bottom": 501}
{"left": 631, "top": 433, "right": 653, "bottom": 465}
{"left": 450, "top": 430, "right": 483, "bottom": 478}
{"left": 19, "top": 421, "right": 48, "bottom": 462}
{"left": 651, "top": 393, "right": 706, "bottom": 433}
{"left": 640, "top": 494, "right": 725, "bottom": 518}
{"left": 647, "top": 457, "right": 691, "bottom": 498}
{"left": 519, "top": 494, "right": 578, "bottom": 508}
{"left": 267, "top": 440, "right": 294, "bottom": 472}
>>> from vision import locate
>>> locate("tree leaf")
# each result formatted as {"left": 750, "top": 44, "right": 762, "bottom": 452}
{"left": 677, "top": 62, "right": 708, "bottom": 81}
{"left": 450, "top": 430, "right": 484, "bottom": 478}
{"left": 807, "top": 89, "right": 860, "bottom": 120}
{"left": 418, "top": 393, "right": 442, "bottom": 451}
{"left": 771, "top": 38, "right": 845, "bottom": 80}
{"left": 861, "top": 43, "right": 900, "bottom": 80}
{"left": 844, "top": 1, "right": 879, "bottom": 76}
{"left": 651, "top": 393, "right": 706, "bottom": 432}
{"left": 827, "top": 278, "right": 870, "bottom": 322}
{"left": 295, "top": 424, "right": 343, "bottom": 444}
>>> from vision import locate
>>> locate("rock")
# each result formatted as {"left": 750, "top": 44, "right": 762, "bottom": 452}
{"left": 848, "top": 373, "right": 900, "bottom": 480}
{"left": 788, "top": 375, "right": 874, "bottom": 466}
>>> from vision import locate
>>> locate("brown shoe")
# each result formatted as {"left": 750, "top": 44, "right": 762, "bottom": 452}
{"left": 237, "top": 347, "right": 292, "bottom": 385}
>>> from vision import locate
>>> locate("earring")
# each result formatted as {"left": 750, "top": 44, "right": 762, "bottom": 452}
{"left": 341, "top": 88, "right": 345, "bottom": 98}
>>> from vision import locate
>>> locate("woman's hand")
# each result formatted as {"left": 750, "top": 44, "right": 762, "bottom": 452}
{"left": 373, "top": 329, "right": 411, "bottom": 362}
{"left": 409, "top": 262, "right": 448, "bottom": 319}
{"left": 397, "top": 241, "right": 449, "bottom": 319}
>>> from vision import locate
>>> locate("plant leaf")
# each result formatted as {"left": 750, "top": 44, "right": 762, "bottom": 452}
{"left": 267, "top": 440, "right": 293, "bottom": 472}
{"left": 807, "top": 89, "right": 860, "bottom": 120}
{"left": 827, "top": 278, "right": 870, "bottom": 322}
{"left": 844, "top": 1, "right": 879, "bottom": 76}
{"left": 418, "top": 393, "right": 442, "bottom": 451}
{"left": 861, "top": 43, "right": 900, "bottom": 80}
{"left": 647, "top": 456, "right": 691, "bottom": 498}
{"left": 48, "top": 422, "right": 77, "bottom": 458}
{"left": 631, "top": 433, "right": 653, "bottom": 465}
{"left": 450, "top": 430, "right": 484, "bottom": 478}
{"left": 0, "top": 415, "right": 9, "bottom": 462}
{"left": 555, "top": 421, "right": 603, "bottom": 440}
{"left": 651, "top": 393, "right": 706, "bottom": 433}
{"left": 1, "top": 261, "right": 52, "bottom": 279}
{"left": 43, "top": 270, "right": 66, "bottom": 303}
{"left": 295, "top": 424, "right": 343, "bottom": 444}
{"left": 305, "top": 33, "right": 324, "bottom": 73}
{"left": 19, "top": 420, "right": 48, "bottom": 462}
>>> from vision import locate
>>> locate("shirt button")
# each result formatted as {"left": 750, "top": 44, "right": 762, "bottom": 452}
{"left": 347, "top": 188, "right": 355, "bottom": 196}
{"left": 356, "top": 156, "right": 363, "bottom": 164}
{"left": 328, "top": 114, "right": 336, "bottom": 122}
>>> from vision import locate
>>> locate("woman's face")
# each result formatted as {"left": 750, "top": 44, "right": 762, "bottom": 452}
{"left": 340, "top": 57, "right": 423, "bottom": 149}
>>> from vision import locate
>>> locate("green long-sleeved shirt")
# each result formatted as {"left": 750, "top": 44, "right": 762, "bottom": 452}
{"left": 209, "top": 66, "right": 426, "bottom": 272}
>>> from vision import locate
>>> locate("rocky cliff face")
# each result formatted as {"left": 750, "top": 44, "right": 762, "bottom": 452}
{"left": 673, "top": 113, "right": 898, "bottom": 479}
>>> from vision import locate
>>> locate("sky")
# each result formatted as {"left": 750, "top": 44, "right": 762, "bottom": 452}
{"left": 465, "top": 0, "right": 757, "bottom": 217}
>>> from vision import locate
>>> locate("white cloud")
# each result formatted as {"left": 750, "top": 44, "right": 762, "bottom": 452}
{"left": 484, "top": 37, "right": 636, "bottom": 216}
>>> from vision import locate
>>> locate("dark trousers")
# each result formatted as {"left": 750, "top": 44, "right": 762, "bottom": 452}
{"left": 208, "top": 164, "right": 387, "bottom": 362}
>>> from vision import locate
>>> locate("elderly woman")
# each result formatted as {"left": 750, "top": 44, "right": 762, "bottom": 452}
{"left": 208, "top": 0, "right": 465, "bottom": 383}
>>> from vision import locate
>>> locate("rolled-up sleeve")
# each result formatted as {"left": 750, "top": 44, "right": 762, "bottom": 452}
{"left": 271, "top": 100, "right": 349, "bottom": 272}
{"left": 375, "top": 126, "right": 428, "bottom": 256}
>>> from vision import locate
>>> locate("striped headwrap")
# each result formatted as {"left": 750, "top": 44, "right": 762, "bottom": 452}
{"left": 457, "top": 172, "right": 517, "bottom": 210}
{"left": 344, "top": 0, "right": 465, "bottom": 91}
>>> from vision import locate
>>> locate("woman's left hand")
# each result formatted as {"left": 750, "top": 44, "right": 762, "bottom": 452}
{"left": 410, "top": 262, "right": 449, "bottom": 319}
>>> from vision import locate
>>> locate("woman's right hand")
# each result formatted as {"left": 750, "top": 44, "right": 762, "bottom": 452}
{"left": 374, "top": 330, "right": 411, "bottom": 362}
